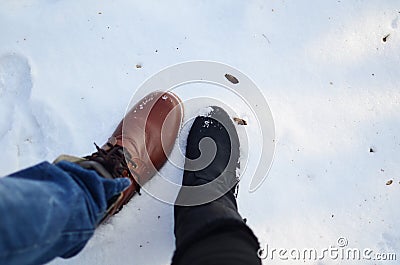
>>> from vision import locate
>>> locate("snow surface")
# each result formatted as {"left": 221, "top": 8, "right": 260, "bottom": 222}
{"left": 1, "top": 1, "right": 400, "bottom": 264}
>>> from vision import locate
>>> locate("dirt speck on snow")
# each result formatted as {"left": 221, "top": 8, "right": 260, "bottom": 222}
{"left": 369, "top": 147, "right": 375, "bottom": 153}
{"left": 382, "top": 34, "right": 390, "bottom": 42}
{"left": 225, "top": 73, "right": 239, "bottom": 84}
{"left": 233, "top": 117, "right": 247, "bottom": 125}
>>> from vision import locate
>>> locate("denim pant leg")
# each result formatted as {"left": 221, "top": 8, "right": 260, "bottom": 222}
{"left": 0, "top": 161, "right": 130, "bottom": 265}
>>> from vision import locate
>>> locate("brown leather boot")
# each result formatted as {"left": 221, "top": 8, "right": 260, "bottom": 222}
{"left": 72, "top": 91, "right": 183, "bottom": 222}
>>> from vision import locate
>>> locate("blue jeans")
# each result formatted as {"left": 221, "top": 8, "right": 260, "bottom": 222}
{"left": 0, "top": 161, "right": 130, "bottom": 265}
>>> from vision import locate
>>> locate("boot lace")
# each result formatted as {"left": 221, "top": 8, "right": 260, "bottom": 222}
{"left": 86, "top": 143, "right": 141, "bottom": 194}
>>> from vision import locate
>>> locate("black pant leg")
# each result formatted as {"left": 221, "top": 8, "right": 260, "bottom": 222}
{"left": 172, "top": 220, "right": 262, "bottom": 265}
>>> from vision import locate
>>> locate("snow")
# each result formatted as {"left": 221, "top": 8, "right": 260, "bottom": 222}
{"left": 1, "top": 1, "right": 400, "bottom": 264}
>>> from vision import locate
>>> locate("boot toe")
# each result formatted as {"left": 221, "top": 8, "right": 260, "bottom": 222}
{"left": 184, "top": 106, "right": 240, "bottom": 185}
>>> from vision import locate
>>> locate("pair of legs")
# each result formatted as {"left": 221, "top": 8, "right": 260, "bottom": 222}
{"left": 0, "top": 92, "right": 261, "bottom": 265}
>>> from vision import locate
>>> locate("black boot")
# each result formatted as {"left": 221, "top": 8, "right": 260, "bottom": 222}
{"left": 173, "top": 106, "right": 260, "bottom": 264}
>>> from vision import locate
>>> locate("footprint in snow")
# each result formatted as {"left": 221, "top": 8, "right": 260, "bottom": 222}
{"left": 0, "top": 53, "right": 70, "bottom": 175}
